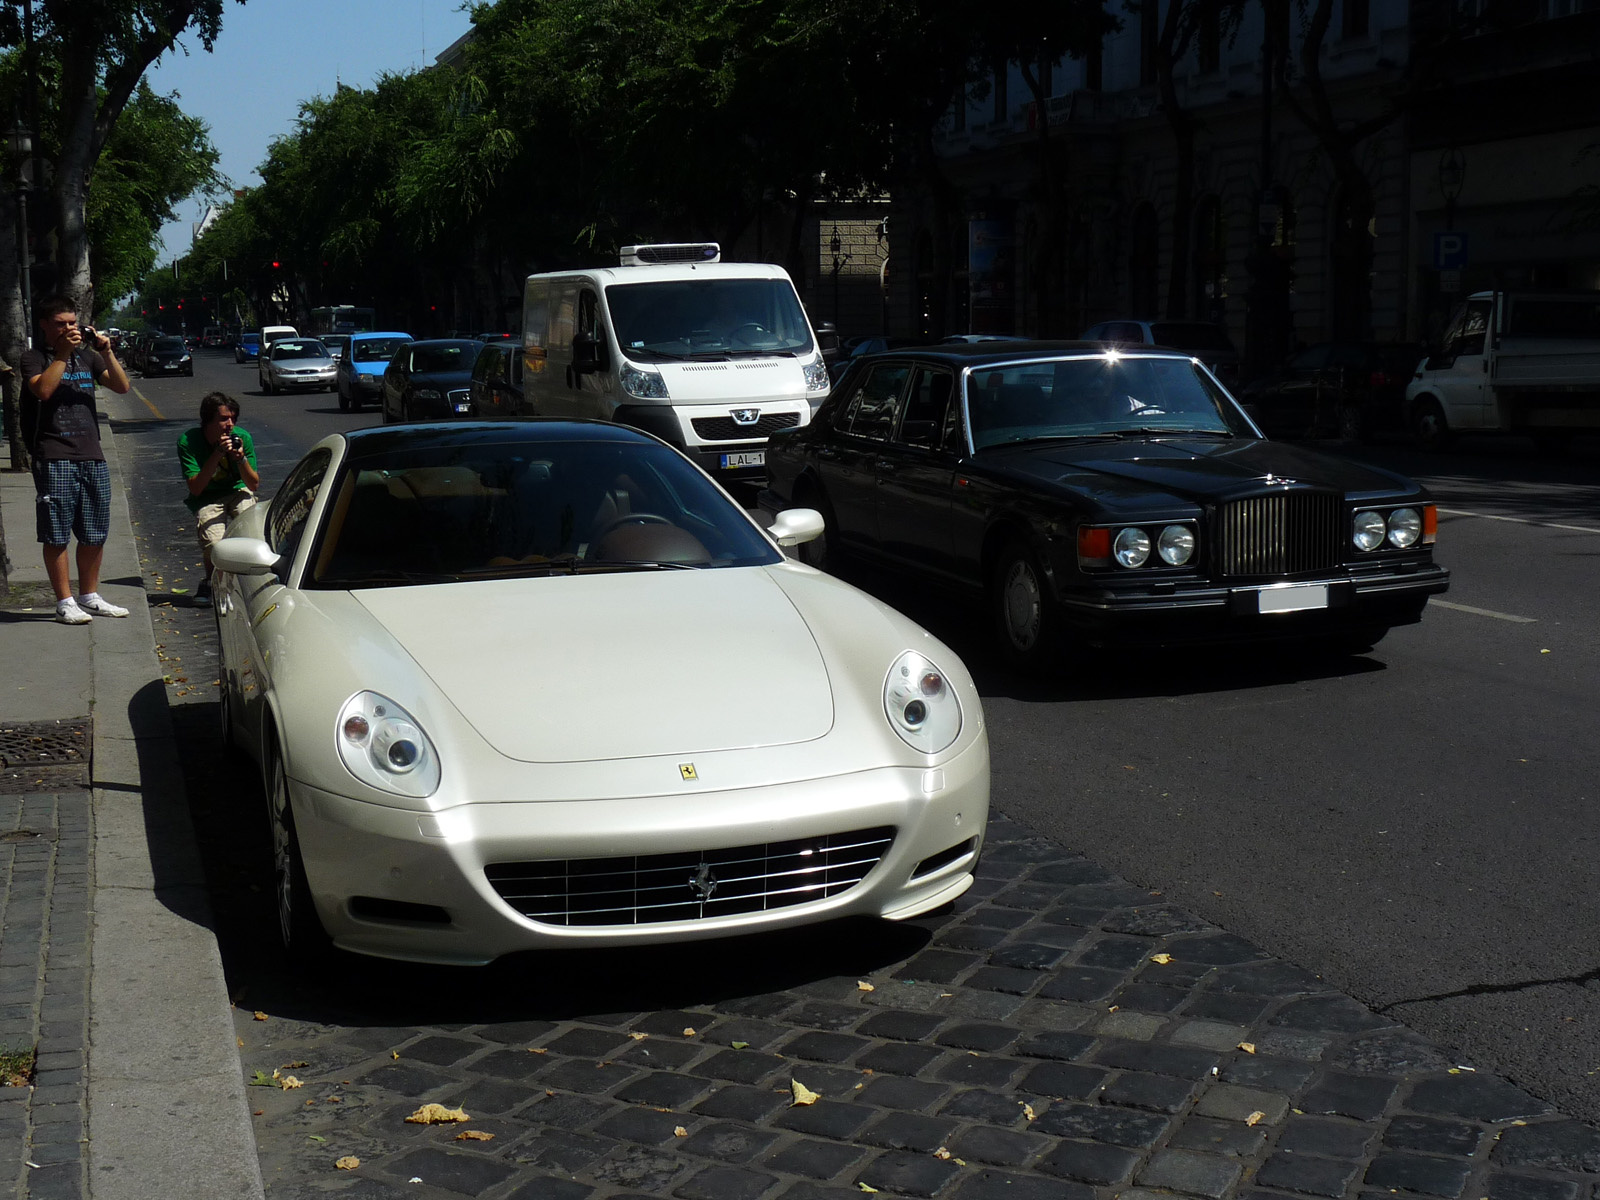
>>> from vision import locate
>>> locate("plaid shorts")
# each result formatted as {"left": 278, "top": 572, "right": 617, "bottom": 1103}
{"left": 34, "top": 459, "right": 111, "bottom": 547}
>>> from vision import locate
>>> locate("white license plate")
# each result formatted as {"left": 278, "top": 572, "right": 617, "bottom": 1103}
{"left": 720, "top": 451, "right": 765, "bottom": 469}
{"left": 1257, "top": 583, "right": 1329, "bottom": 613}
{"left": 454, "top": 403, "right": 471, "bottom": 413}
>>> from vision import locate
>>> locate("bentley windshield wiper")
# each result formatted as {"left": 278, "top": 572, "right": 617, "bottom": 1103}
{"left": 1105, "top": 427, "right": 1234, "bottom": 439}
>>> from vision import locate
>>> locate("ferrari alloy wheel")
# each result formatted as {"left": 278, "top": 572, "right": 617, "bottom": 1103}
{"left": 267, "top": 738, "right": 330, "bottom": 961}
{"left": 992, "top": 541, "right": 1061, "bottom": 672}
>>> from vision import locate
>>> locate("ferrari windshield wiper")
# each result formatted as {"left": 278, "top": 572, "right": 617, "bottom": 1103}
{"left": 572, "top": 559, "right": 704, "bottom": 572}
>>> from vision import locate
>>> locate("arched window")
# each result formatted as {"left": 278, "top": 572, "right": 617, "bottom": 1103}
{"left": 1130, "top": 203, "right": 1160, "bottom": 317}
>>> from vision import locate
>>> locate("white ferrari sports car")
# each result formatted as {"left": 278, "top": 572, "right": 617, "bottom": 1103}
{"left": 211, "top": 420, "right": 990, "bottom": 964}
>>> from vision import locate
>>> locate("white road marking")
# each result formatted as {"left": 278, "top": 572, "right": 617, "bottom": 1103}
{"left": 1437, "top": 507, "right": 1600, "bottom": 536}
{"left": 1428, "top": 598, "right": 1537, "bottom": 623}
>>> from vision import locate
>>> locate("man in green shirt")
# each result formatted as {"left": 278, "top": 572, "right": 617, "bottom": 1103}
{"left": 177, "top": 392, "right": 261, "bottom": 605}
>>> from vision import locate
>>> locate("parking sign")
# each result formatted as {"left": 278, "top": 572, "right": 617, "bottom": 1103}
{"left": 1433, "top": 232, "right": 1469, "bottom": 272}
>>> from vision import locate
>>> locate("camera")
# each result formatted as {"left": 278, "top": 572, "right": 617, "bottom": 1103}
{"left": 80, "top": 327, "right": 98, "bottom": 344}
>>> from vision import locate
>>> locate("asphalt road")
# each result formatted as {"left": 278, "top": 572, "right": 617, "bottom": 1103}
{"left": 115, "top": 350, "right": 1600, "bottom": 1124}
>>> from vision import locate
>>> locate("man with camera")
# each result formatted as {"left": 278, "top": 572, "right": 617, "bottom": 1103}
{"left": 22, "top": 293, "right": 133, "bottom": 625}
{"left": 177, "top": 392, "right": 260, "bottom": 606}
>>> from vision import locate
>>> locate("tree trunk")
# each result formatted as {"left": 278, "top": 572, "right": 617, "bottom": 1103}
{"left": 0, "top": 183, "right": 28, "bottom": 472}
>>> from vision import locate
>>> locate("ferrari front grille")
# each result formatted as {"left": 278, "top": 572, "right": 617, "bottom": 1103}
{"left": 1214, "top": 491, "right": 1342, "bottom": 577}
{"left": 485, "top": 826, "right": 895, "bottom": 926}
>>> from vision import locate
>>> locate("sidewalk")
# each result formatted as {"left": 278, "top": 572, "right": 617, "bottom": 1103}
{"left": 0, "top": 393, "right": 263, "bottom": 1199}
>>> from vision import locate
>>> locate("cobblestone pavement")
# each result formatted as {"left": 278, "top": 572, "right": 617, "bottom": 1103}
{"left": 226, "top": 815, "right": 1600, "bottom": 1200}
{"left": 0, "top": 789, "right": 90, "bottom": 1200}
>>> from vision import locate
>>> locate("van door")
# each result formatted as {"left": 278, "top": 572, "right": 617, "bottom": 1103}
{"left": 1428, "top": 297, "right": 1493, "bottom": 429}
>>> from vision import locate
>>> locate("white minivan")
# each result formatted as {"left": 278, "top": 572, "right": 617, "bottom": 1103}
{"left": 520, "top": 243, "right": 829, "bottom": 481}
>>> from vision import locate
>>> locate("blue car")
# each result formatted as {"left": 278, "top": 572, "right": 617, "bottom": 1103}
{"left": 233, "top": 329, "right": 262, "bottom": 364}
{"left": 336, "top": 331, "right": 413, "bottom": 413}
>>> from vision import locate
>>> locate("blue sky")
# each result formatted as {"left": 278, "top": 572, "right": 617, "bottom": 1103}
{"left": 143, "top": 0, "right": 476, "bottom": 265}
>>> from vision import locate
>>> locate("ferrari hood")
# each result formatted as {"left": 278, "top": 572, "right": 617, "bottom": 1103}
{"left": 353, "top": 567, "right": 834, "bottom": 762}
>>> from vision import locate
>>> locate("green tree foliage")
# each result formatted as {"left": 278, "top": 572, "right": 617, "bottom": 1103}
{"left": 87, "top": 79, "right": 222, "bottom": 304}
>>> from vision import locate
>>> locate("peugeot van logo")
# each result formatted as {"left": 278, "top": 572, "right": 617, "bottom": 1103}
{"left": 689, "top": 864, "right": 718, "bottom": 902}
{"left": 731, "top": 408, "right": 760, "bottom": 426}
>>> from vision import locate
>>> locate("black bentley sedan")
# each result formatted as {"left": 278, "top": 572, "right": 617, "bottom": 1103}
{"left": 760, "top": 342, "right": 1450, "bottom": 669}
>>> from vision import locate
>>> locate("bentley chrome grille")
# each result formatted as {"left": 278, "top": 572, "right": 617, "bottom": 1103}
{"left": 1214, "top": 491, "right": 1342, "bottom": 577}
{"left": 691, "top": 413, "right": 801, "bottom": 441}
{"left": 485, "top": 826, "right": 895, "bottom": 926}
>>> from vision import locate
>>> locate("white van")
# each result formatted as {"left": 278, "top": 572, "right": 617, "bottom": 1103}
{"left": 520, "top": 243, "right": 829, "bottom": 481}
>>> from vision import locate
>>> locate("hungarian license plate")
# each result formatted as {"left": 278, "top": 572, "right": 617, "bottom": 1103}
{"left": 1257, "top": 583, "right": 1329, "bottom": 613}
{"left": 720, "top": 451, "right": 765, "bottom": 469}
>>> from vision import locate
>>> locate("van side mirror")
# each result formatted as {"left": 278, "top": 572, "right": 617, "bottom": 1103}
{"left": 573, "top": 331, "right": 607, "bottom": 374}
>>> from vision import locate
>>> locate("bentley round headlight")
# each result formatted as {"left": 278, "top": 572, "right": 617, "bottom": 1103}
{"left": 1158, "top": 525, "right": 1195, "bottom": 566}
{"left": 1113, "top": 527, "right": 1151, "bottom": 568}
{"left": 1387, "top": 507, "right": 1421, "bottom": 548}
{"left": 1353, "top": 510, "right": 1386, "bottom": 552}
{"left": 884, "top": 651, "right": 961, "bottom": 753}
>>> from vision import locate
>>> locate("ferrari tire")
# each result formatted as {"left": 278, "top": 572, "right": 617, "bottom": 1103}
{"left": 267, "top": 737, "right": 331, "bottom": 962}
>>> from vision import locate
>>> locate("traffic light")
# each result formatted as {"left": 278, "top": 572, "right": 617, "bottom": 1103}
{"left": 271, "top": 260, "right": 281, "bottom": 269}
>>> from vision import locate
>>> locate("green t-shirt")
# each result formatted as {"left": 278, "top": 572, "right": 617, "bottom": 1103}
{"left": 177, "top": 426, "right": 258, "bottom": 513}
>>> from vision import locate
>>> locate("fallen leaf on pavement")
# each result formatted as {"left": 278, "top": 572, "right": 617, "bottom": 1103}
{"left": 1246, "top": 1111, "right": 1266, "bottom": 1126}
{"left": 1150, "top": 953, "right": 1173, "bottom": 964}
{"left": 1021, "top": 1103, "right": 1036, "bottom": 1121}
{"left": 280, "top": 1076, "right": 303, "bottom": 1090}
{"left": 406, "top": 1103, "right": 469, "bottom": 1124}
{"left": 629, "top": 1032, "right": 649, "bottom": 1041}
{"left": 683, "top": 1027, "right": 698, "bottom": 1038}
{"left": 456, "top": 1130, "right": 495, "bottom": 1142}
{"left": 1238, "top": 1042, "right": 1256, "bottom": 1053}
{"left": 674, "top": 1126, "right": 688, "bottom": 1137}
{"left": 731, "top": 1041, "right": 750, "bottom": 1050}
{"left": 335, "top": 1157, "right": 359, "bottom": 1170}
{"left": 253, "top": 1012, "right": 268, "bottom": 1021}
{"left": 791, "top": 1079, "right": 820, "bottom": 1106}
{"left": 934, "top": 1147, "right": 952, "bottom": 1160}
{"left": 858, "top": 981, "right": 875, "bottom": 992}
{"left": 858, "top": 1186, "right": 878, "bottom": 1194}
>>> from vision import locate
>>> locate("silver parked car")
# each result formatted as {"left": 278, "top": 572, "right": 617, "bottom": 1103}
{"left": 260, "top": 338, "right": 337, "bottom": 394}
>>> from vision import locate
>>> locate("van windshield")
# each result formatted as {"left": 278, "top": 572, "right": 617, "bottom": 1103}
{"left": 606, "top": 278, "right": 815, "bottom": 361}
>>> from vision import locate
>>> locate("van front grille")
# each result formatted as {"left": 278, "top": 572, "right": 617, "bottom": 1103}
{"left": 692, "top": 413, "right": 801, "bottom": 440}
{"left": 1214, "top": 491, "right": 1342, "bottom": 577}
{"left": 485, "top": 826, "right": 895, "bottom": 926}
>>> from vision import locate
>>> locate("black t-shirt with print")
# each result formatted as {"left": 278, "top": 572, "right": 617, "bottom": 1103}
{"left": 21, "top": 345, "right": 107, "bottom": 462}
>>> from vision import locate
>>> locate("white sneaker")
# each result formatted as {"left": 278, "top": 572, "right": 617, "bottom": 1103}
{"left": 55, "top": 598, "right": 93, "bottom": 625}
{"left": 77, "top": 593, "right": 129, "bottom": 618}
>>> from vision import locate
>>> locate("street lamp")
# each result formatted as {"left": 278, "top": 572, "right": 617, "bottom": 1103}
{"left": 8, "top": 119, "right": 32, "bottom": 342}
{"left": 1438, "top": 146, "right": 1465, "bottom": 231}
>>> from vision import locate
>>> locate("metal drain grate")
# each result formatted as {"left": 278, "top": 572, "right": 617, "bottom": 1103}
{"left": 0, "top": 720, "right": 91, "bottom": 794}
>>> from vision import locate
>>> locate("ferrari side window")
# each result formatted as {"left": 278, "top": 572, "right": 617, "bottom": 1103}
{"left": 268, "top": 448, "right": 332, "bottom": 564}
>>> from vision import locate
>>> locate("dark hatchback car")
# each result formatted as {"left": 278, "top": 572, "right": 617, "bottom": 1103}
{"left": 381, "top": 339, "right": 484, "bottom": 423}
{"left": 468, "top": 340, "right": 524, "bottom": 418}
{"left": 142, "top": 336, "right": 194, "bottom": 377}
{"left": 1239, "top": 342, "right": 1425, "bottom": 442}
{"left": 761, "top": 342, "right": 1449, "bottom": 670}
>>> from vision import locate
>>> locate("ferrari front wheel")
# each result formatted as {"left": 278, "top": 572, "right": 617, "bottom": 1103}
{"left": 267, "top": 736, "right": 331, "bottom": 962}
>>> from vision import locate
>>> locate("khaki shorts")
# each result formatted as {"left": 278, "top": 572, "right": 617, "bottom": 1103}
{"left": 196, "top": 492, "right": 257, "bottom": 550}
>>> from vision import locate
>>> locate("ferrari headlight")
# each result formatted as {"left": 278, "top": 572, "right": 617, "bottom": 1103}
{"left": 1113, "top": 527, "right": 1151, "bottom": 568}
{"left": 336, "top": 691, "right": 440, "bottom": 798}
{"left": 803, "top": 358, "right": 829, "bottom": 391}
{"left": 1387, "top": 507, "right": 1421, "bottom": 548}
{"left": 884, "top": 651, "right": 962, "bottom": 754}
{"left": 621, "top": 363, "right": 669, "bottom": 399}
{"left": 1353, "top": 510, "right": 1386, "bottom": 551}
{"left": 1158, "top": 525, "right": 1195, "bottom": 566}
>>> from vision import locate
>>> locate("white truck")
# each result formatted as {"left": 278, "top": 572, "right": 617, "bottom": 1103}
{"left": 520, "top": 242, "right": 830, "bottom": 482}
{"left": 1406, "top": 290, "right": 1600, "bottom": 447}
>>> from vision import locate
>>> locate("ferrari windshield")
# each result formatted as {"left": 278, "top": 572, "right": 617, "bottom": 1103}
{"left": 607, "top": 278, "right": 815, "bottom": 360}
{"left": 966, "top": 355, "right": 1254, "bottom": 450}
{"left": 310, "top": 436, "right": 782, "bottom": 588}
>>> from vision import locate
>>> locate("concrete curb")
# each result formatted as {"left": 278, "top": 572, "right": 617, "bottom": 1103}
{"left": 2, "top": 391, "right": 266, "bottom": 1198}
